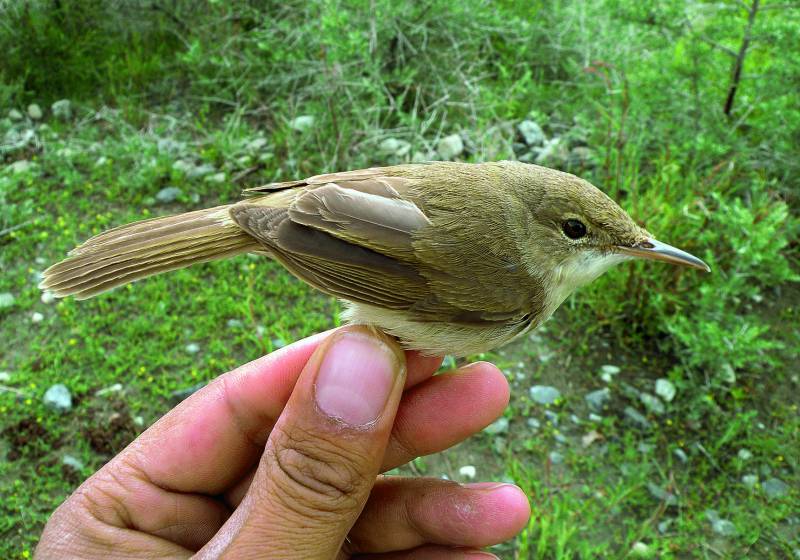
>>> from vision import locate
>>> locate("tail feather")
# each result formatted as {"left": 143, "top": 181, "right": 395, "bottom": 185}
{"left": 40, "top": 204, "right": 261, "bottom": 299}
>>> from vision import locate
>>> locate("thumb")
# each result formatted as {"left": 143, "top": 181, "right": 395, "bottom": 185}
{"left": 203, "top": 326, "right": 407, "bottom": 560}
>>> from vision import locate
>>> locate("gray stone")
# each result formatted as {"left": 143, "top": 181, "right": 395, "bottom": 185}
{"left": 673, "top": 448, "right": 689, "bottom": 464}
{"left": 271, "top": 337, "right": 287, "bottom": 349}
{"left": 600, "top": 364, "right": 620, "bottom": 383}
{"left": 568, "top": 146, "right": 594, "bottom": 167}
{"left": 535, "top": 137, "right": 569, "bottom": 166}
{"left": 585, "top": 388, "right": 610, "bottom": 412}
{"left": 458, "top": 465, "right": 477, "bottom": 479}
{"left": 530, "top": 385, "right": 561, "bottom": 405}
{"left": 133, "top": 415, "right": 144, "bottom": 427}
{"left": 0, "top": 292, "right": 15, "bottom": 309}
{"left": 720, "top": 363, "right": 736, "bottom": 384}
{"left": 51, "top": 99, "right": 72, "bottom": 120}
{"left": 156, "top": 187, "right": 183, "bottom": 203}
{"left": 411, "top": 151, "right": 433, "bottom": 163}
{"left": 630, "top": 542, "right": 652, "bottom": 558}
{"left": 588, "top": 413, "right": 603, "bottom": 422}
{"left": 484, "top": 417, "right": 509, "bottom": 435}
{"left": 95, "top": 383, "right": 123, "bottom": 397}
{"left": 526, "top": 418, "right": 541, "bottom": 431}
{"left": 27, "top": 103, "right": 43, "bottom": 120}
{"left": 640, "top": 393, "right": 665, "bottom": 415}
{"left": 170, "top": 382, "right": 207, "bottom": 404}
{"left": 206, "top": 172, "right": 226, "bottom": 184}
{"left": 763, "top": 478, "right": 789, "bottom": 499}
{"left": 742, "top": 474, "right": 759, "bottom": 489}
{"left": 544, "top": 410, "right": 559, "bottom": 425}
{"left": 647, "top": 482, "right": 678, "bottom": 506}
{"left": 737, "top": 448, "right": 753, "bottom": 461}
{"left": 8, "top": 160, "right": 33, "bottom": 174}
{"left": 44, "top": 384, "right": 72, "bottom": 413}
{"left": 31, "top": 312, "right": 44, "bottom": 323}
{"left": 638, "top": 442, "right": 655, "bottom": 454}
{"left": 379, "top": 138, "right": 411, "bottom": 158}
{"left": 517, "top": 120, "right": 545, "bottom": 146}
{"left": 706, "top": 510, "right": 736, "bottom": 536}
{"left": 0, "top": 371, "right": 10, "bottom": 382}
{"left": 41, "top": 291, "right": 56, "bottom": 304}
{"left": 624, "top": 406, "right": 651, "bottom": 429}
{"left": 655, "top": 378, "right": 676, "bottom": 402}
{"left": 290, "top": 115, "right": 315, "bottom": 132}
{"left": 436, "top": 134, "right": 464, "bottom": 160}
{"left": 658, "top": 519, "right": 672, "bottom": 534}
{"left": 226, "top": 319, "right": 244, "bottom": 329}
{"left": 62, "top": 454, "right": 84, "bottom": 471}
{"left": 185, "top": 342, "right": 200, "bottom": 354}
{"left": 157, "top": 138, "right": 187, "bottom": 154}
{"left": 8, "top": 108, "right": 23, "bottom": 121}
{"left": 548, "top": 451, "right": 564, "bottom": 465}
{"left": 246, "top": 137, "right": 268, "bottom": 152}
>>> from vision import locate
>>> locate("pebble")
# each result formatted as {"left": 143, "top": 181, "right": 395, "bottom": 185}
{"left": 584, "top": 388, "right": 610, "bottom": 412}
{"left": 379, "top": 138, "right": 412, "bottom": 158}
{"left": 742, "top": 474, "right": 759, "bottom": 489}
{"left": 639, "top": 393, "right": 665, "bottom": 415}
{"left": 624, "top": 406, "right": 651, "bottom": 429}
{"left": 484, "top": 417, "right": 509, "bottom": 435}
{"left": 600, "top": 364, "right": 620, "bottom": 383}
{"left": 271, "top": 337, "right": 287, "bottom": 349}
{"left": 8, "top": 108, "right": 23, "bottom": 120}
{"left": 458, "top": 465, "right": 477, "bottom": 479}
{"left": 581, "top": 430, "right": 603, "bottom": 447}
{"left": 226, "top": 319, "right": 244, "bottom": 329}
{"left": 658, "top": 519, "right": 672, "bottom": 534}
{"left": 436, "top": 134, "right": 464, "bottom": 160}
{"left": 673, "top": 448, "right": 689, "bottom": 464}
{"left": 31, "top": 312, "right": 44, "bottom": 323}
{"left": 156, "top": 186, "right": 183, "bottom": 203}
{"left": 526, "top": 418, "right": 541, "bottom": 431}
{"left": 763, "top": 478, "right": 789, "bottom": 499}
{"left": 638, "top": 442, "right": 655, "bottom": 454}
{"left": 529, "top": 385, "right": 561, "bottom": 405}
{"left": 548, "top": 451, "right": 564, "bottom": 465}
{"left": 61, "top": 454, "right": 84, "bottom": 471}
{"left": 0, "top": 292, "right": 15, "bottom": 309}
{"left": 630, "top": 541, "right": 652, "bottom": 558}
{"left": 27, "top": 103, "right": 43, "bottom": 120}
{"left": 8, "top": 159, "right": 33, "bottom": 174}
{"left": 133, "top": 416, "right": 145, "bottom": 427}
{"left": 0, "top": 371, "right": 11, "bottom": 382}
{"left": 95, "top": 383, "right": 123, "bottom": 397}
{"left": 44, "top": 384, "right": 72, "bottom": 413}
{"left": 655, "top": 378, "right": 676, "bottom": 402}
{"left": 544, "top": 410, "right": 559, "bottom": 425}
{"left": 206, "top": 172, "right": 226, "bottom": 184}
{"left": 535, "top": 137, "right": 568, "bottom": 166}
{"left": 247, "top": 137, "right": 268, "bottom": 151}
{"left": 647, "top": 482, "right": 678, "bottom": 506}
{"left": 41, "top": 291, "right": 56, "bottom": 304}
{"left": 705, "top": 510, "right": 736, "bottom": 536}
{"left": 737, "top": 448, "right": 753, "bottom": 461}
{"left": 51, "top": 99, "right": 72, "bottom": 120}
{"left": 290, "top": 115, "right": 315, "bottom": 132}
{"left": 588, "top": 413, "right": 603, "bottom": 422}
{"left": 185, "top": 342, "right": 201, "bottom": 354}
{"left": 517, "top": 120, "right": 545, "bottom": 146}
{"left": 568, "top": 146, "right": 594, "bottom": 167}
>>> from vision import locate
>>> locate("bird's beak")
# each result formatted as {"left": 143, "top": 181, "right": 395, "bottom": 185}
{"left": 616, "top": 239, "right": 710, "bottom": 272}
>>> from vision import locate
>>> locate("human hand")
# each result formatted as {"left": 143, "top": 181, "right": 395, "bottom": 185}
{"left": 37, "top": 326, "right": 530, "bottom": 559}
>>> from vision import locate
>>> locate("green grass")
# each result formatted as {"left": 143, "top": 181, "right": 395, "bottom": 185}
{"left": 2, "top": 0, "right": 799, "bottom": 557}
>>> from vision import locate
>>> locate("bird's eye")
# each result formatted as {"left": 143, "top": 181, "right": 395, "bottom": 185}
{"left": 562, "top": 219, "right": 587, "bottom": 239}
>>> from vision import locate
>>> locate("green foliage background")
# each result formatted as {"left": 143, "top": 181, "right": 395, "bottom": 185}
{"left": 1, "top": 0, "right": 798, "bottom": 557}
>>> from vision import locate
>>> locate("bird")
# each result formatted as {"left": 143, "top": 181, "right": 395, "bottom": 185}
{"left": 40, "top": 161, "right": 709, "bottom": 357}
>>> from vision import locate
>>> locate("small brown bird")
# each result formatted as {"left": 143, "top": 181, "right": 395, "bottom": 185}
{"left": 40, "top": 161, "right": 708, "bottom": 356}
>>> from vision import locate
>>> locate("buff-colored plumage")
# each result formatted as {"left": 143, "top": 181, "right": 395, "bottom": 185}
{"left": 41, "top": 161, "right": 707, "bottom": 356}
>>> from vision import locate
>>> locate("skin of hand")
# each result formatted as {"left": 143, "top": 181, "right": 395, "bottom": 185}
{"left": 36, "top": 326, "right": 530, "bottom": 559}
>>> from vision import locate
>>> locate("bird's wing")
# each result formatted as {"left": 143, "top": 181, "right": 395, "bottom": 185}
{"left": 231, "top": 171, "right": 524, "bottom": 324}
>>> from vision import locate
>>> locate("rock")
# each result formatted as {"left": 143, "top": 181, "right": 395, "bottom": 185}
{"left": 554, "top": 433, "right": 569, "bottom": 444}
{"left": 548, "top": 451, "right": 564, "bottom": 465}
{"left": 31, "top": 312, "right": 44, "bottom": 323}
{"left": 655, "top": 378, "right": 676, "bottom": 402}
{"left": 246, "top": 137, "right": 268, "bottom": 152}
{"left": 206, "top": 172, "right": 226, "bottom": 184}
{"left": 8, "top": 160, "right": 33, "bottom": 174}
{"left": 763, "top": 478, "right": 789, "bottom": 499}
{"left": 27, "top": 103, "right": 43, "bottom": 120}
{"left": 647, "top": 482, "right": 678, "bottom": 506}
{"left": 742, "top": 474, "right": 759, "bottom": 489}
{"left": 737, "top": 448, "right": 753, "bottom": 461}
{"left": 157, "top": 138, "right": 187, "bottom": 154}
{"left": 0, "top": 292, "right": 15, "bottom": 309}
{"left": 0, "top": 372, "right": 10, "bottom": 383}
{"left": 512, "top": 142, "right": 529, "bottom": 155}
{"left": 720, "top": 363, "right": 736, "bottom": 384}
{"left": 517, "top": 120, "right": 545, "bottom": 146}
{"left": 436, "top": 134, "right": 464, "bottom": 160}
{"left": 581, "top": 430, "right": 603, "bottom": 447}
{"left": 271, "top": 337, "right": 287, "bottom": 349}
{"left": 584, "top": 388, "right": 610, "bottom": 412}
{"left": 170, "top": 382, "right": 207, "bottom": 404}
{"left": 673, "top": 448, "right": 689, "bottom": 464}
{"left": 535, "top": 137, "right": 569, "bottom": 166}
{"left": 706, "top": 510, "right": 736, "bottom": 536}
{"left": 290, "top": 115, "right": 315, "bottom": 132}
{"left": 185, "top": 342, "right": 200, "bottom": 354}
{"left": 568, "top": 146, "right": 594, "bottom": 167}
{"left": 41, "top": 291, "right": 56, "bottom": 304}
{"left": 226, "top": 319, "right": 244, "bottom": 329}
{"left": 484, "top": 417, "right": 509, "bottom": 435}
{"left": 639, "top": 393, "right": 665, "bottom": 415}
{"left": 458, "top": 465, "right": 477, "bottom": 479}
{"left": 544, "top": 410, "right": 559, "bottom": 425}
{"left": 527, "top": 418, "right": 541, "bottom": 431}
{"left": 624, "top": 406, "right": 651, "bottom": 429}
{"left": 95, "top": 383, "right": 123, "bottom": 397}
{"left": 600, "top": 364, "right": 620, "bottom": 383}
{"left": 44, "top": 384, "right": 72, "bottom": 413}
{"left": 62, "top": 454, "right": 84, "bottom": 471}
{"left": 379, "top": 138, "right": 412, "bottom": 158}
{"left": 133, "top": 416, "right": 144, "bottom": 427}
{"left": 8, "top": 108, "right": 23, "bottom": 121}
{"left": 156, "top": 186, "right": 183, "bottom": 203}
{"left": 638, "top": 442, "right": 655, "bottom": 454}
{"left": 411, "top": 151, "right": 433, "bottom": 163}
{"left": 630, "top": 541, "right": 653, "bottom": 558}
{"left": 588, "top": 413, "right": 603, "bottom": 422}
{"left": 529, "top": 385, "right": 561, "bottom": 405}
{"left": 51, "top": 99, "right": 72, "bottom": 120}
{"left": 658, "top": 519, "right": 672, "bottom": 534}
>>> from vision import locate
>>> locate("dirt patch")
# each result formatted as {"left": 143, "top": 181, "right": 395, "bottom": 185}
{"left": 2, "top": 417, "right": 60, "bottom": 461}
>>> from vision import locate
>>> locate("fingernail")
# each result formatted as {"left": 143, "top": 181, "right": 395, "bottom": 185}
{"left": 463, "top": 482, "right": 514, "bottom": 491}
{"left": 463, "top": 551, "right": 498, "bottom": 559}
{"left": 315, "top": 330, "right": 402, "bottom": 426}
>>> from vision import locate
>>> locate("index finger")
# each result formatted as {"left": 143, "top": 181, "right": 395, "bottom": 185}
{"left": 123, "top": 329, "right": 443, "bottom": 495}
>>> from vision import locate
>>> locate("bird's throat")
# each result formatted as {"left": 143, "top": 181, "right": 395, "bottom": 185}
{"left": 545, "top": 251, "right": 630, "bottom": 315}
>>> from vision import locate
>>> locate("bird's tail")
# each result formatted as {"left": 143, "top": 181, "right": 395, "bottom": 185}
{"left": 39, "top": 205, "right": 261, "bottom": 299}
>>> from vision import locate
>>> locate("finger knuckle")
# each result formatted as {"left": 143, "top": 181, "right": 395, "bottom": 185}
{"left": 267, "top": 425, "right": 368, "bottom": 515}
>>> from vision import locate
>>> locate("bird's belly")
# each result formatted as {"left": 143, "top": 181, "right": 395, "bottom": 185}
{"left": 340, "top": 302, "right": 533, "bottom": 357}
